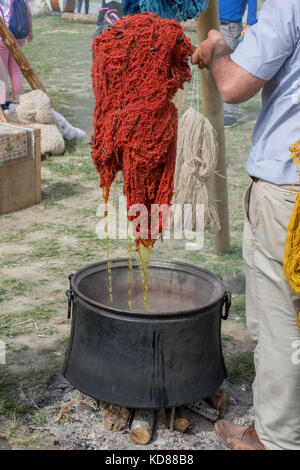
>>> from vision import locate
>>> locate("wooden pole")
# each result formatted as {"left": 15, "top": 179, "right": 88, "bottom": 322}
{"left": 0, "top": 17, "right": 54, "bottom": 107}
{"left": 197, "top": 0, "right": 230, "bottom": 254}
{"left": 0, "top": 107, "right": 7, "bottom": 122}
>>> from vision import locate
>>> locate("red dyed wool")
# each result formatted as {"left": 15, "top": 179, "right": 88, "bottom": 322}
{"left": 91, "top": 13, "right": 191, "bottom": 246}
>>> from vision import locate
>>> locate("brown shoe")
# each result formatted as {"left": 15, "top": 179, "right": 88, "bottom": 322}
{"left": 215, "top": 420, "right": 265, "bottom": 450}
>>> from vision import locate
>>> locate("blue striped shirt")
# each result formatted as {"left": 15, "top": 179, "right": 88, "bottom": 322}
{"left": 231, "top": 0, "right": 300, "bottom": 185}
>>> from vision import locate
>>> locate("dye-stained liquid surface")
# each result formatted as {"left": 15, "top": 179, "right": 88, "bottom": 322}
{"left": 80, "top": 262, "right": 224, "bottom": 315}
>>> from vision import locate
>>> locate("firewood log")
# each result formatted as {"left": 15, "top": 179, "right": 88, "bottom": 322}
{"left": 102, "top": 402, "right": 130, "bottom": 432}
{"left": 165, "top": 407, "right": 192, "bottom": 433}
{"left": 61, "top": 13, "right": 98, "bottom": 24}
{"left": 130, "top": 409, "right": 155, "bottom": 445}
{"left": 205, "top": 388, "right": 230, "bottom": 419}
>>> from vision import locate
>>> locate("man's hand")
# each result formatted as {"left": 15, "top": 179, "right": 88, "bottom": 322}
{"left": 191, "top": 30, "right": 226, "bottom": 69}
{"left": 190, "top": 28, "right": 266, "bottom": 104}
{"left": 27, "top": 31, "right": 33, "bottom": 42}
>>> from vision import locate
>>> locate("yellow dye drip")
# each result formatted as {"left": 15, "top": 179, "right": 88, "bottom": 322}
{"left": 103, "top": 187, "right": 113, "bottom": 303}
{"left": 128, "top": 236, "right": 133, "bottom": 309}
{"left": 112, "top": 171, "right": 119, "bottom": 207}
{"left": 102, "top": 180, "right": 153, "bottom": 312}
{"left": 136, "top": 243, "right": 152, "bottom": 312}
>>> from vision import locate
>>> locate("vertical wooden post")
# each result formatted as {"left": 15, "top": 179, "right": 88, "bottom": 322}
{"left": 0, "top": 107, "right": 6, "bottom": 122}
{"left": 197, "top": 0, "right": 230, "bottom": 255}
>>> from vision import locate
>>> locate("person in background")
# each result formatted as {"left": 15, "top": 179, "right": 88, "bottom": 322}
{"left": 192, "top": 0, "right": 300, "bottom": 450}
{"left": 77, "top": 0, "right": 89, "bottom": 14}
{"left": 0, "top": 0, "right": 32, "bottom": 102}
{"left": 219, "top": 0, "right": 257, "bottom": 128}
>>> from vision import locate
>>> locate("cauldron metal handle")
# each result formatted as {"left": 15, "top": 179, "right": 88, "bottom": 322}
{"left": 222, "top": 292, "right": 231, "bottom": 321}
{"left": 66, "top": 273, "right": 75, "bottom": 319}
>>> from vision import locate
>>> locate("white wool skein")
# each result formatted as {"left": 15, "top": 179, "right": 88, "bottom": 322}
{"left": 51, "top": 110, "right": 87, "bottom": 141}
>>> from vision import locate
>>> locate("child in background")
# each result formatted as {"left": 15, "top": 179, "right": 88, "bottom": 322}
{"left": 0, "top": 0, "right": 32, "bottom": 102}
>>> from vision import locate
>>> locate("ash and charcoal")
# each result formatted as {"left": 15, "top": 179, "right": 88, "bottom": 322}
{"left": 38, "top": 374, "right": 255, "bottom": 450}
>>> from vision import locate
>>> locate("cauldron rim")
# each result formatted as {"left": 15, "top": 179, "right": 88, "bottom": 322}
{"left": 69, "top": 258, "right": 226, "bottom": 318}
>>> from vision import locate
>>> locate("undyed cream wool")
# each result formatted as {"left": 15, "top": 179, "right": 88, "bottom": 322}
{"left": 172, "top": 107, "right": 220, "bottom": 234}
{"left": 29, "top": 0, "right": 50, "bottom": 16}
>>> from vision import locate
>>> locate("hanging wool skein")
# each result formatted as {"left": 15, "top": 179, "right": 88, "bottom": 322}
{"left": 173, "top": 108, "right": 220, "bottom": 235}
{"left": 123, "top": 0, "right": 140, "bottom": 15}
{"left": 139, "top": 0, "right": 209, "bottom": 22}
{"left": 172, "top": 69, "right": 220, "bottom": 236}
{"left": 91, "top": 13, "right": 191, "bottom": 248}
{"left": 283, "top": 139, "right": 300, "bottom": 330}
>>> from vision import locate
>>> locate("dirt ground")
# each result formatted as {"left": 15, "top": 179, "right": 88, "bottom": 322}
{"left": 0, "top": 14, "right": 262, "bottom": 450}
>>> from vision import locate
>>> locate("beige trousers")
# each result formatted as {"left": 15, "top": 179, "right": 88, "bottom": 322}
{"left": 243, "top": 179, "right": 300, "bottom": 450}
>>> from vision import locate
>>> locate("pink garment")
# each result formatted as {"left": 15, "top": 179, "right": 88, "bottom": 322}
{"left": 0, "top": 38, "right": 26, "bottom": 101}
{"left": 0, "top": 56, "right": 8, "bottom": 103}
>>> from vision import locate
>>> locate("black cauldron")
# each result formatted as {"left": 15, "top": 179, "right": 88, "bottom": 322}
{"left": 63, "top": 258, "right": 231, "bottom": 409}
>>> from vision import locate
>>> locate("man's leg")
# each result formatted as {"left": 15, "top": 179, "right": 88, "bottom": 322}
{"left": 85, "top": 0, "right": 89, "bottom": 14}
{"left": 245, "top": 180, "right": 300, "bottom": 450}
{"left": 8, "top": 39, "right": 26, "bottom": 101}
{"left": 215, "top": 182, "right": 265, "bottom": 451}
{"left": 243, "top": 182, "right": 260, "bottom": 342}
{"left": 216, "top": 180, "right": 300, "bottom": 450}
{"left": 219, "top": 22, "right": 243, "bottom": 127}
{"left": 77, "top": 0, "right": 83, "bottom": 13}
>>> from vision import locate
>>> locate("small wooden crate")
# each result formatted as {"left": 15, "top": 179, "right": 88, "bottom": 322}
{"left": 0, "top": 123, "right": 41, "bottom": 214}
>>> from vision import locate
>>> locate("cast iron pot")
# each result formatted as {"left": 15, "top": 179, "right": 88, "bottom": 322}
{"left": 63, "top": 258, "right": 231, "bottom": 409}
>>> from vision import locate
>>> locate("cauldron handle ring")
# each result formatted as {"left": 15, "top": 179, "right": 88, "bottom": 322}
{"left": 222, "top": 292, "right": 231, "bottom": 321}
{"left": 66, "top": 273, "right": 75, "bottom": 319}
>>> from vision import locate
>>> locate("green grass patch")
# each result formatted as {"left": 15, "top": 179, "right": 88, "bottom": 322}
{"left": 0, "top": 229, "right": 28, "bottom": 244}
{"left": 41, "top": 177, "right": 57, "bottom": 185}
{"left": 64, "top": 137, "right": 92, "bottom": 157}
{"left": 0, "top": 306, "right": 55, "bottom": 337}
{"left": 221, "top": 333, "right": 234, "bottom": 346}
{"left": 43, "top": 157, "right": 98, "bottom": 181}
{"left": 227, "top": 351, "right": 255, "bottom": 384}
{"left": 0, "top": 371, "right": 30, "bottom": 416}
{"left": 231, "top": 295, "right": 246, "bottom": 319}
{"left": 0, "top": 279, "right": 35, "bottom": 303}
{"left": 42, "top": 181, "right": 78, "bottom": 199}
{"left": 30, "top": 239, "right": 61, "bottom": 260}
{"left": 75, "top": 207, "right": 97, "bottom": 218}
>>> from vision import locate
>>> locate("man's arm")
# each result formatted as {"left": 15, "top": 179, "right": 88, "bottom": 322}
{"left": 191, "top": 30, "right": 266, "bottom": 104}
